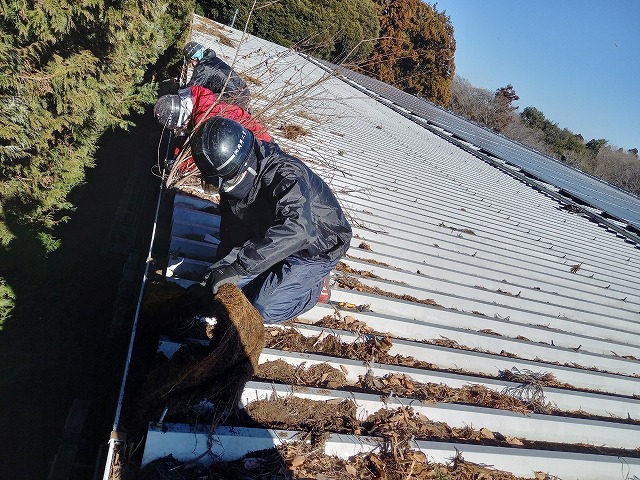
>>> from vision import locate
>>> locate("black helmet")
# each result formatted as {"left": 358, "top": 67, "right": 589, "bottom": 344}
{"left": 154, "top": 95, "right": 182, "bottom": 128}
{"left": 184, "top": 41, "right": 210, "bottom": 60}
{"left": 192, "top": 117, "right": 255, "bottom": 182}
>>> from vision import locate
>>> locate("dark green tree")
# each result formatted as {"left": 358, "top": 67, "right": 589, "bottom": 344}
{"left": 520, "top": 106, "right": 547, "bottom": 130}
{"left": 1, "top": 0, "right": 193, "bottom": 323}
{"left": 586, "top": 138, "right": 609, "bottom": 156}
{"left": 0, "top": 0, "right": 193, "bottom": 252}
{"left": 520, "top": 107, "right": 590, "bottom": 160}
{"left": 198, "top": 0, "right": 380, "bottom": 61}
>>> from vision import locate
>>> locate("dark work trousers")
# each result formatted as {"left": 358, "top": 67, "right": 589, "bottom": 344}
{"left": 237, "top": 256, "right": 337, "bottom": 324}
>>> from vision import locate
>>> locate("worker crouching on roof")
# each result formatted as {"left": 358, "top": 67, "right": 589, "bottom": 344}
{"left": 154, "top": 85, "right": 271, "bottom": 141}
{"left": 191, "top": 117, "right": 353, "bottom": 323}
{"left": 153, "top": 85, "right": 271, "bottom": 173}
{"left": 184, "top": 41, "right": 250, "bottom": 108}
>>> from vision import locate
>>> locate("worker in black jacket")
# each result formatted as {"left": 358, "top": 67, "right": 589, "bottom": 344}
{"left": 191, "top": 117, "right": 352, "bottom": 323}
{"left": 184, "top": 41, "right": 250, "bottom": 108}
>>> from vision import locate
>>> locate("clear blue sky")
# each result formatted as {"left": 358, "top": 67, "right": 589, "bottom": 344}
{"left": 432, "top": 0, "right": 639, "bottom": 151}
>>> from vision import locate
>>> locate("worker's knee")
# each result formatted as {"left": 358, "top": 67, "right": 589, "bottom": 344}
{"left": 244, "top": 257, "right": 335, "bottom": 323}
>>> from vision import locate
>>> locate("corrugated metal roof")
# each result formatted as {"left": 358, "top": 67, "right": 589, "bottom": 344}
{"left": 116, "top": 14, "right": 640, "bottom": 480}
{"left": 320, "top": 61, "right": 640, "bottom": 237}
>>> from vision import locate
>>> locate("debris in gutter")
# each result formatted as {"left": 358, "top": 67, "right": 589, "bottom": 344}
{"left": 496, "top": 288, "right": 515, "bottom": 296}
{"left": 256, "top": 359, "right": 347, "bottom": 389}
{"left": 480, "top": 328, "right": 502, "bottom": 336}
{"left": 499, "top": 367, "right": 556, "bottom": 412}
{"left": 138, "top": 439, "right": 540, "bottom": 480}
{"left": 255, "top": 352, "right": 640, "bottom": 425}
{"left": 345, "top": 254, "right": 390, "bottom": 267}
{"left": 358, "top": 372, "right": 532, "bottom": 415}
{"left": 336, "top": 261, "right": 381, "bottom": 279}
{"left": 315, "top": 314, "right": 374, "bottom": 333}
{"left": 610, "top": 351, "right": 640, "bottom": 361}
{"left": 245, "top": 395, "right": 359, "bottom": 433}
{"left": 239, "top": 72, "right": 263, "bottom": 86}
{"left": 265, "top": 327, "right": 418, "bottom": 366}
{"left": 196, "top": 18, "right": 236, "bottom": 47}
{"left": 336, "top": 274, "right": 442, "bottom": 307}
{"left": 337, "top": 302, "right": 372, "bottom": 312}
{"left": 132, "top": 284, "right": 265, "bottom": 428}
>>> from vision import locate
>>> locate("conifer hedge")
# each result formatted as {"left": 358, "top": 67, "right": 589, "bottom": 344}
{"left": 0, "top": 0, "right": 193, "bottom": 324}
{"left": 0, "top": 0, "right": 193, "bottom": 252}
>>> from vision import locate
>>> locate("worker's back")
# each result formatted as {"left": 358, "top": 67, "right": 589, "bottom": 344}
{"left": 188, "top": 50, "right": 248, "bottom": 105}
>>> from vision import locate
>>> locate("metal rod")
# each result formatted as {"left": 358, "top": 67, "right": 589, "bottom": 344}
{"left": 230, "top": 8, "right": 239, "bottom": 29}
{"left": 101, "top": 131, "right": 174, "bottom": 480}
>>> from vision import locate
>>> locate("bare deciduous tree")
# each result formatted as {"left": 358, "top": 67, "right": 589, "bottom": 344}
{"left": 449, "top": 76, "right": 519, "bottom": 132}
{"left": 594, "top": 148, "right": 640, "bottom": 195}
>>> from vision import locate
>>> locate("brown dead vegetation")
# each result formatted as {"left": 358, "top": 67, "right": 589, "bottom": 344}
{"left": 265, "top": 326, "right": 396, "bottom": 364}
{"left": 336, "top": 260, "right": 381, "bottom": 279}
{"left": 255, "top": 360, "right": 533, "bottom": 416}
{"left": 336, "top": 273, "right": 442, "bottom": 307}
{"left": 264, "top": 325, "right": 638, "bottom": 411}
{"left": 296, "top": 110, "right": 322, "bottom": 122}
{"left": 278, "top": 123, "right": 310, "bottom": 139}
{"left": 243, "top": 399, "right": 640, "bottom": 461}
{"left": 139, "top": 440, "right": 540, "bottom": 480}
{"left": 239, "top": 72, "right": 263, "bottom": 86}
{"left": 137, "top": 394, "right": 640, "bottom": 479}
{"left": 196, "top": 17, "right": 236, "bottom": 47}
{"left": 358, "top": 372, "right": 532, "bottom": 415}
{"left": 438, "top": 222, "right": 476, "bottom": 235}
{"left": 245, "top": 396, "right": 359, "bottom": 433}
{"left": 345, "top": 253, "right": 391, "bottom": 267}
{"left": 242, "top": 400, "right": 507, "bottom": 448}
{"left": 133, "top": 284, "right": 264, "bottom": 427}
{"left": 427, "top": 337, "right": 520, "bottom": 360}
{"left": 255, "top": 359, "right": 347, "bottom": 389}
{"left": 357, "top": 241, "right": 372, "bottom": 250}
{"left": 315, "top": 313, "right": 374, "bottom": 333}
{"left": 499, "top": 367, "right": 566, "bottom": 412}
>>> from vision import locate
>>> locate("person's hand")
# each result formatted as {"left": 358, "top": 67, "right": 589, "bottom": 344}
{"left": 206, "top": 263, "right": 245, "bottom": 294}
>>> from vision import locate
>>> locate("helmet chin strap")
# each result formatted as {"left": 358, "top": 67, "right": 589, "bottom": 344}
{"left": 221, "top": 170, "right": 247, "bottom": 193}
{"left": 221, "top": 154, "right": 258, "bottom": 197}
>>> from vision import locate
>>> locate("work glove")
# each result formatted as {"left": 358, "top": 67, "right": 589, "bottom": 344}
{"left": 206, "top": 263, "right": 246, "bottom": 294}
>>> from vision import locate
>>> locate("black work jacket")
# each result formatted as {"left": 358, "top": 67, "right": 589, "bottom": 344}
{"left": 188, "top": 50, "right": 247, "bottom": 98}
{"left": 218, "top": 142, "right": 352, "bottom": 275}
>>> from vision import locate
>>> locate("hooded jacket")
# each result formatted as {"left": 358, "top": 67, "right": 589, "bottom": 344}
{"left": 173, "top": 86, "right": 271, "bottom": 174}
{"left": 217, "top": 141, "right": 352, "bottom": 275}
{"left": 187, "top": 50, "right": 248, "bottom": 101}
{"left": 187, "top": 86, "right": 270, "bottom": 141}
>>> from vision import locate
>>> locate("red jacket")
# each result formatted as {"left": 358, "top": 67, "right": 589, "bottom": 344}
{"left": 188, "top": 85, "right": 271, "bottom": 142}
{"left": 175, "top": 86, "right": 272, "bottom": 174}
